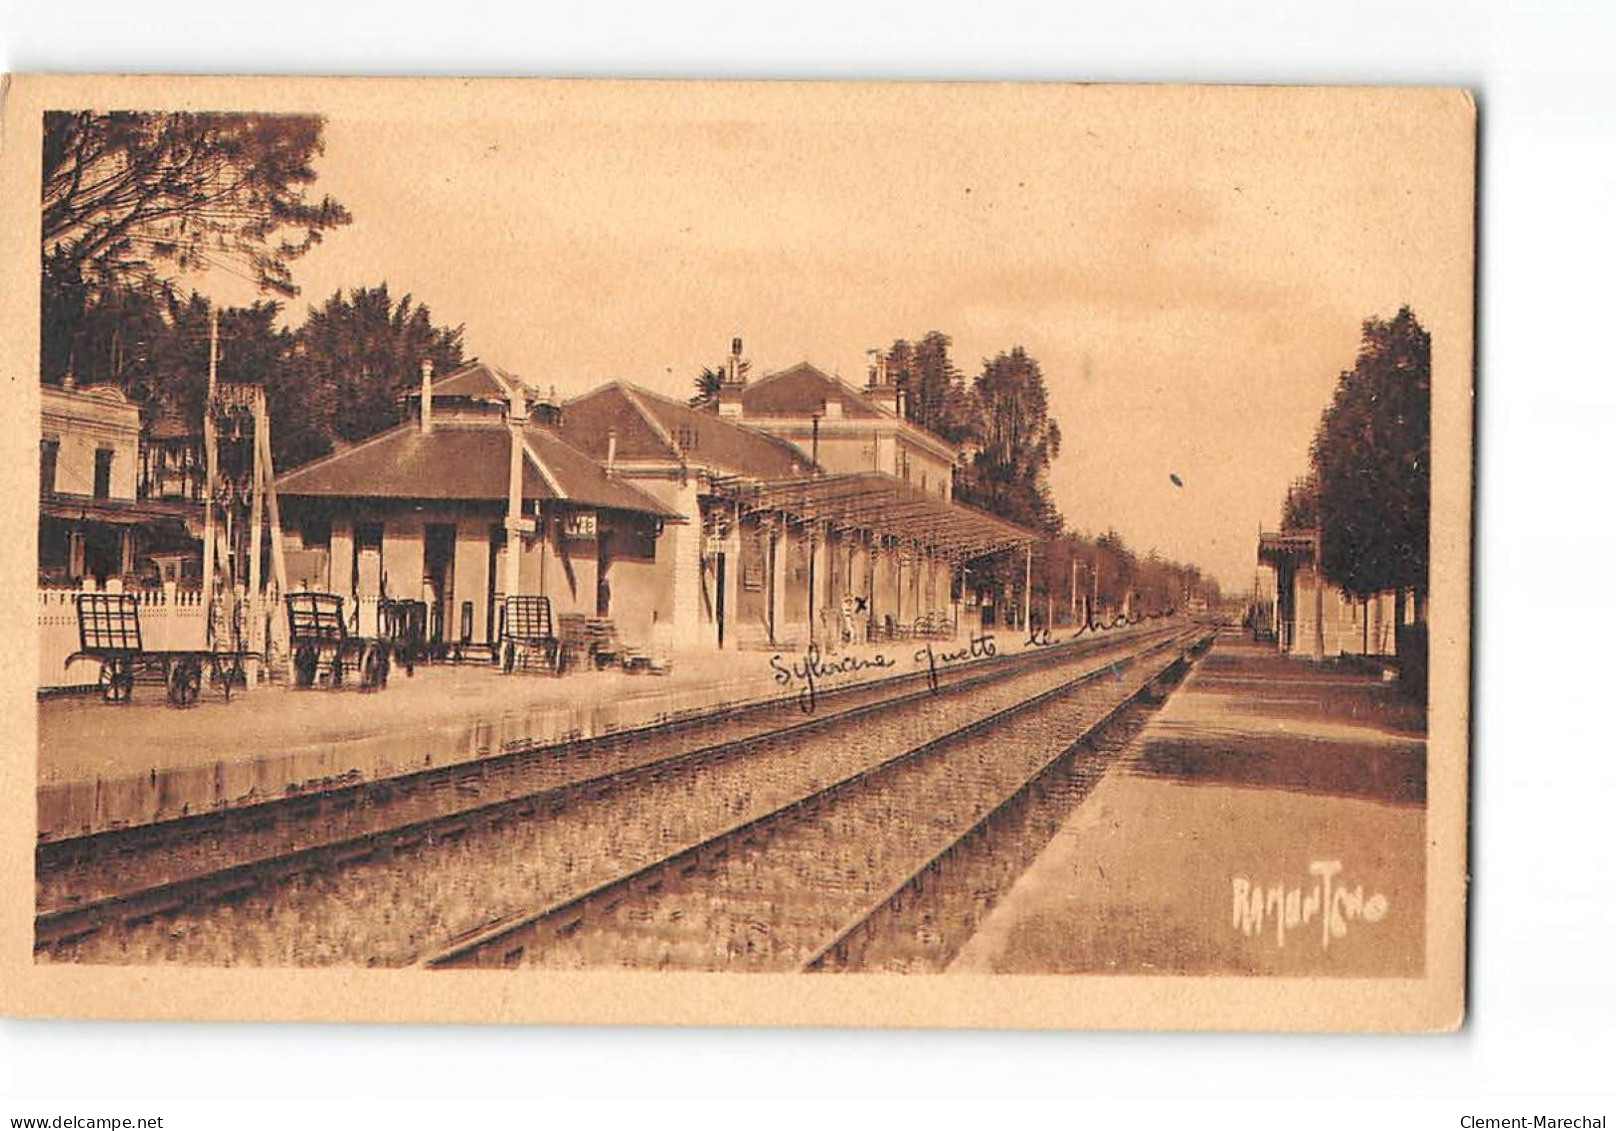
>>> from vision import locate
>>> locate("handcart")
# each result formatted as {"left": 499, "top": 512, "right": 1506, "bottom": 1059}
{"left": 497, "top": 595, "right": 562, "bottom": 675}
{"left": 378, "top": 598, "right": 429, "bottom": 677}
{"left": 67, "top": 592, "right": 257, "bottom": 707}
{"left": 284, "top": 592, "right": 391, "bottom": 690}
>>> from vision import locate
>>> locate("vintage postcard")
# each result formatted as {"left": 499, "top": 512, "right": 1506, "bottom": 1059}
{"left": 0, "top": 76, "right": 1473, "bottom": 1029}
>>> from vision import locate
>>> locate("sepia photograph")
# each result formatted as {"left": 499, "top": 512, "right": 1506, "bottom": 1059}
{"left": 0, "top": 76, "right": 1473, "bottom": 1029}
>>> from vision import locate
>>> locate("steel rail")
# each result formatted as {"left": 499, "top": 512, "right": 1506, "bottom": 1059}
{"left": 36, "top": 623, "right": 1185, "bottom": 951}
{"left": 422, "top": 628, "right": 1201, "bottom": 969}
{"left": 800, "top": 632, "right": 1213, "bottom": 972}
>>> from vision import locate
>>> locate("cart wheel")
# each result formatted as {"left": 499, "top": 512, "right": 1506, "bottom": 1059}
{"left": 361, "top": 644, "right": 390, "bottom": 690}
{"left": 293, "top": 644, "right": 318, "bottom": 688}
{"left": 501, "top": 640, "right": 517, "bottom": 673}
{"left": 167, "top": 658, "right": 202, "bottom": 708}
{"left": 98, "top": 657, "right": 134, "bottom": 703}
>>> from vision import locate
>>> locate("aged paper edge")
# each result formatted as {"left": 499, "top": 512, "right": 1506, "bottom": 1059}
{"left": 0, "top": 75, "right": 1473, "bottom": 1031}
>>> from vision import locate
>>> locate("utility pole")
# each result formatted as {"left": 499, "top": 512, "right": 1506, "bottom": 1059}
{"left": 504, "top": 384, "right": 528, "bottom": 602}
{"left": 1022, "top": 542, "right": 1032, "bottom": 631}
{"left": 201, "top": 307, "right": 218, "bottom": 643}
{"left": 247, "top": 385, "right": 265, "bottom": 683}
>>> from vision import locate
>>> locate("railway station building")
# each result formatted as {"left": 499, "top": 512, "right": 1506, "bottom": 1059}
{"left": 1256, "top": 529, "right": 1407, "bottom": 659}
{"left": 37, "top": 378, "right": 205, "bottom": 591}
{"left": 274, "top": 361, "right": 682, "bottom": 653}
{"left": 556, "top": 341, "right": 1036, "bottom": 651}
{"left": 273, "top": 343, "right": 1038, "bottom": 659}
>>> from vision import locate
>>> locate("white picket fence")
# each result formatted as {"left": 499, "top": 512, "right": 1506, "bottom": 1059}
{"left": 38, "top": 582, "right": 391, "bottom": 690}
{"left": 38, "top": 582, "right": 209, "bottom": 689}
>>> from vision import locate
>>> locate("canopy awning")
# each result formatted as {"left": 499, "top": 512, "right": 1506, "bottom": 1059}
{"left": 1258, "top": 529, "right": 1320, "bottom": 565}
{"left": 710, "top": 471, "right": 1039, "bottom": 560}
{"left": 40, "top": 493, "right": 203, "bottom": 528}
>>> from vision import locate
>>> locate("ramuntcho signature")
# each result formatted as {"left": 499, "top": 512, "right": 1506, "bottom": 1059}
{"left": 1231, "top": 860, "right": 1388, "bottom": 949}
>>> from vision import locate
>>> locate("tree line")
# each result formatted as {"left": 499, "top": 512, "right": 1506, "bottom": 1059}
{"left": 1279, "top": 306, "right": 1431, "bottom": 614}
{"left": 40, "top": 110, "right": 463, "bottom": 471}
{"left": 40, "top": 109, "right": 1224, "bottom": 617}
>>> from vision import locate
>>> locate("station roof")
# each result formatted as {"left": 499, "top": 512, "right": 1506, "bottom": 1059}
{"left": 560, "top": 382, "right": 814, "bottom": 479}
{"left": 276, "top": 419, "right": 681, "bottom": 520}
{"left": 1258, "top": 529, "right": 1320, "bottom": 564}
{"left": 712, "top": 471, "right": 1039, "bottom": 559}
{"left": 424, "top": 360, "right": 524, "bottom": 403}
{"left": 740, "top": 362, "right": 887, "bottom": 419}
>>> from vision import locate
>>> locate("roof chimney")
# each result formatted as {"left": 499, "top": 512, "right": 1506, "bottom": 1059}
{"left": 718, "top": 336, "right": 746, "bottom": 418}
{"left": 530, "top": 383, "right": 563, "bottom": 429}
{"left": 865, "top": 349, "right": 902, "bottom": 416}
{"left": 605, "top": 428, "right": 618, "bottom": 477}
{"left": 420, "top": 357, "right": 434, "bottom": 434}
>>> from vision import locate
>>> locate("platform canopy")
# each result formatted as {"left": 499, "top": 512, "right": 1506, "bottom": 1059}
{"left": 711, "top": 471, "right": 1040, "bottom": 560}
{"left": 1258, "top": 529, "right": 1321, "bottom": 565}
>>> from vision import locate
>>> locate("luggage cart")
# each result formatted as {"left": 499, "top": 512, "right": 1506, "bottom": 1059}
{"left": 378, "top": 598, "right": 429, "bottom": 677}
{"left": 497, "top": 595, "right": 562, "bottom": 675}
{"left": 284, "top": 592, "right": 391, "bottom": 690}
{"left": 67, "top": 592, "right": 257, "bottom": 707}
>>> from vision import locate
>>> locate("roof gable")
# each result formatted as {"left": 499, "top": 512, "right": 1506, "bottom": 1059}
{"left": 561, "top": 381, "right": 814, "bottom": 480}
{"left": 427, "top": 360, "right": 519, "bottom": 402}
{"left": 556, "top": 384, "right": 681, "bottom": 463}
{"left": 741, "top": 362, "right": 885, "bottom": 419}
{"left": 276, "top": 419, "right": 678, "bottom": 519}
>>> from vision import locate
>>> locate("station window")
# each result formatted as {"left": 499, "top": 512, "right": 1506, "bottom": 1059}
{"left": 301, "top": 518, "right": 332, "bottom": 550}
{"left": 93, "top": 448, "right": 113, "bottom": 499}
{"left": 355, "top": 521, "right": 384, "bottom": 551}
{"left": 40, "top": 438, "right": 58, "bottom": 495}
{"left": 677, "top": 424, "right": 699, "bottom": 450}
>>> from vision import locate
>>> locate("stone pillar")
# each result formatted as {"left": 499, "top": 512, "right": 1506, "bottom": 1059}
{"left": 768, "top": 518, "right": 784, "bottom": 646}
{"left": 668, "top": 483, "right": 703, "bottom": 646}
{"left": 809, "top": 523, "right": 828, "bottom": 646}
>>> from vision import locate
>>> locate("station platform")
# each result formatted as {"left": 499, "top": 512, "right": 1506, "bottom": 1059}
{"left": 36, "top": 629, "right": 1044, "bottom": 843}
{"left": 950, "top": 631, "right": 1428, "bottom": 977}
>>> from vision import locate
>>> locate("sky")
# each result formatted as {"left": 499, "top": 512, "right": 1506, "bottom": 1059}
{"left": 199, "top": 83, "right": 1473, "bottom": 592}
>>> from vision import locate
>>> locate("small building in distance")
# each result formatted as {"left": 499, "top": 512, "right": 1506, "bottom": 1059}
{"left": 38, "top": 379, "right": 203, "bottom": 589}
{"left": 274, "top": 360, "right": 682, "bottom": 652}
{"left": 1257, "top": 529, "right": 1404, "bottom": 658}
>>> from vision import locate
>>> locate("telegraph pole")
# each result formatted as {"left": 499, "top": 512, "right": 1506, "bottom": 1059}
{"left": 504, "top": 384, "right": 529, "bottom": 602}
{"left": 201, "top": 307, "right": 219, "bottom": 642}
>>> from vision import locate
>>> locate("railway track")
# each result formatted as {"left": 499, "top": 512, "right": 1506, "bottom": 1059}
{"left": 37, "top": 622, "right": 1188, "bottom": 962}
{"left": 426, "top": 628, "right": 1212, "bottom": 972}
{"left": 36, "top": 620, "right": 1172, "bottom": 921}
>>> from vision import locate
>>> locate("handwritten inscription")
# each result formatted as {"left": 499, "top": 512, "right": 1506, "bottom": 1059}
{"left": 770, "top": 644, "right": 898, "bottom": 714}
{"left": 1231, "top": 860, "right": 1388, "bottom": 949}
{"left": 914, "top": 634, "right": 998, "bottom": 693}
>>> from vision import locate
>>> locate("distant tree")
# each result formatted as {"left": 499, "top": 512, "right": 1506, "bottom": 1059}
{"left": 41, "top": 111, "right": 350, "bottom": 383}
{"left": 145, "top": 293, "right": 292, "bottom": 427}
{"left": 1281, "top": 473, "right": 1321, "bottom": 532}
{"left": 959, "top": 346, "right": 1064, "bottom": 532}
{"left": 1309, "top": 307, "right": 1431, "bottom": 601}
{"left": 281, "top": 284, "right": 465, "bottom": 465}
{"left": 883, "top": 331, "right": 976, "bottom": 444}
{"left": 44, "top": 281, "right": 172, "bottom": 400}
